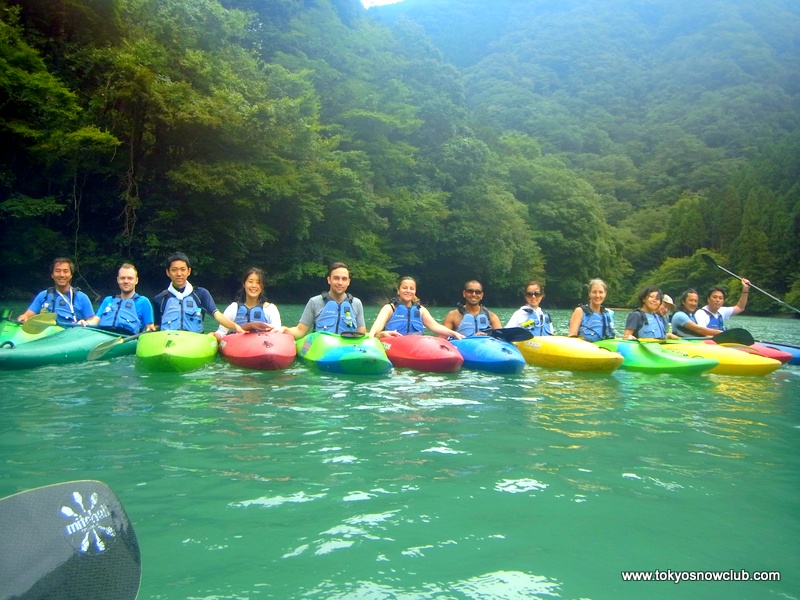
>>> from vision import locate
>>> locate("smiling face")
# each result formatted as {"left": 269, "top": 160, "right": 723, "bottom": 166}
{"left": 117, "top": 267, "right": 138, "bottom": 295}
{"left": 396, "top": 278, "right": 417, "bottom": 305}
{"left": 707, "top": 290, "right": 726, "bottom": 312}
{"left": 462, "top": 281, "right": 484, "bottom": 306}
{"left": 166, "top": 260, "right": 191, "bottom": 289}
{"left": 327, "top": 267, "right": 351, "bottom": 297}
{"left": 243, "top": 273, "right": 264, "bottom": 302}
{"left": 588, "top": 283, "right": 606, "bottom": 308}
{"left": 524, "top": 283, "right": 543, "bottom": 308}
{"left": 51, "top": 261, "right": 73, "bottom": 291}
{"left": 643, "top": 290, "right": 662, "bottom": 313}
{"left": 682, "top": 292, "right": 699, "bottom": 313}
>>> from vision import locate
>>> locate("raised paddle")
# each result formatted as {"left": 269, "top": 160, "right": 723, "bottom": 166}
{"left": 487, "top": 327, "right": 534, "bottom": 342}
{"left": 87, "top": 332, "right": 147, "bottom": 361}
{"left": 20, "top": 312, "right": 58, "bottom": 334}
{"left": 0, "top": 480, "right": 141, "bottom": 600}
{"left": 701, "top": 253, "right": 800, "bottom": 314}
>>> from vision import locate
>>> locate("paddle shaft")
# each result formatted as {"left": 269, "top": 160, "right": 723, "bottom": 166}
{"left": 704, "top": 255, "right": 800, "bottom": 314}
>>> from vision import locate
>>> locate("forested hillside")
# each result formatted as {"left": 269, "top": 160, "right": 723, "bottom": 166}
{"left": 1, "top": 0, "right": 798, "bottom": 311}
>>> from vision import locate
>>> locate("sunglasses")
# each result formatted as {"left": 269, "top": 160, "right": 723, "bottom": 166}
{"left": 464, "top": 289, "right": 484, "bottom": 295}
{"left": 525, "top": 291, "right": 543, "bottom": 297}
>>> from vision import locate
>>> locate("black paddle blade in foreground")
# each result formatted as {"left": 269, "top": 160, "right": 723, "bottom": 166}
{"left": 713, "top": 328, "right": 755, "bottom": 346}
{"left": 487, "top": 327, "right": 534, "bottom": 342}
{"left": 0, "top": 480, "right": 141, "bottom": 600}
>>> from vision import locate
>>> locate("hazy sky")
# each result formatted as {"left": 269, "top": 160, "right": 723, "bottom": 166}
{"left": 361, "top": 0, "right": 405, "bottom": 7}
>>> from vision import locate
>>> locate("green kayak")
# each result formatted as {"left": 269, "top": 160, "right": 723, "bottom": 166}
{"left": 136, "top": 330, "right": 218, "bottom": 372}
{"left": 297, "top": 332, "right": 392, "bottom": 375}
{"left": 0, "top": 327, "right": 135, "bottom": 370}
{"left": 0, "top": 319, "right": 64, "bottom": 349}
{"left": 594, "top": 339, "right": 718, "bottom": 375}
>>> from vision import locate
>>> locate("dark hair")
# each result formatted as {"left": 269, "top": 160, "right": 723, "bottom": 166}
{"left": 707, "top": 285, "right": 727, "bottom": 300}
{"left": 678, "top": 288, "right": 698, "bottom": 311}
{"left": 166, "top": 252, "right": 191, "bottom": 269}
{"left": 50, "top": 257, "right": 74, "bottom": 274}
{"left": 328, "top": 261, "right": 349, "bottom": 277}
{"left": 234, "top": 267, "right": 268, "bottom": 304}
{"left": 463, "top": 279, "right": 483, "bottom": 291}
{"left": 637, "top": 285, "right": 662, "bottom": 306}
{"left": 524, "top": 280, "right": 544, "bottom": 294}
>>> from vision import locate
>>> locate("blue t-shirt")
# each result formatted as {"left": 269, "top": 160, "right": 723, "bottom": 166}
{"left": 26, "top": 287, "right": 94, "bottom": 325}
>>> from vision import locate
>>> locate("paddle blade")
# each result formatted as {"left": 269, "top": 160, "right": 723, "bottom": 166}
{"left": 87, "top": 338, "right": 124, "bottom": 361}
{"left": 487, "top": 327, "right": 534, "bottom": 342}
{"left": 713, "top": 328, "right": 755, "bottom": 346}
{"left": 700, "top": 253, "right": 719, "bottom": 269}
{"left": 0, "top": 480, "right": 141, "bottom": 600}
{"left": 20, "top": 313, "right": 58, "bottom": 334}
{"left": 339, "top": 331, "right": 366, "bottom": 339}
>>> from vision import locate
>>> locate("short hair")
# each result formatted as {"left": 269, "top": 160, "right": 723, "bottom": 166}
{"left": 637, "top": 285, "right": 663, "bottom": 306}
{"left": 328, "top": 261, "right": 349, "bottom": 277}
{"left": 463, "top": 279, "right": 483, "bottom": 291}
{"left": 50, "top": 257, "right": 74, "bottom": 273}
{"left": 707, "top": 285, "right": 727, "bottom": 300}
{"left": 118, "top": 262, "right": 138, "bottom": 275}
{"left": 166, "top": 252, "right": 191, "bottom": 269}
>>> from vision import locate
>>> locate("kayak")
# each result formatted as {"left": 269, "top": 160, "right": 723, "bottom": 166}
{"left": 297, "top": 332, "right": 392, "bottom": 375}
{"left": 218, "top": 331, "right": 296, "bottom": 370}
{"left": 661, "top": 340, "right": 782, "bottom": 376}
{"left": 708, "top": 341, "right": 793, "bottom": 364}
{"left": 450, "top": 336, "right": 526, "bottom": 374}
{"left": 755, "top": 340, "right": 800, "bottom": 366}
{"left": 0, "top": 327, "right": 135, "bottom": 370}
{"left": 515, "top": 336, "right": 623, "bottom": 373}
{"left": 136, "top": 330, "right": 218, "bottom": 372}
{"left": 379, "top": 335, "right": 463, "bottom": 373}
{"left": 0, "top": 319, "right": 64, "bottom": 349}
{"left": 594, "top": 339, "right": 718, "bottom": 375}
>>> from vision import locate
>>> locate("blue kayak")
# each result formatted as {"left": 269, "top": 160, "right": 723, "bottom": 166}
{"left": 756, "top": 340, "right": 800, "bottom": 366}
{"left": 450, "top": 336, "right": 526, "bottom": 374}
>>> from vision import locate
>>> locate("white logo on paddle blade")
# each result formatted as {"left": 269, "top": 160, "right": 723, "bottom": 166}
{"left": 60, "top": 490, "right": 115, "bottom": 554}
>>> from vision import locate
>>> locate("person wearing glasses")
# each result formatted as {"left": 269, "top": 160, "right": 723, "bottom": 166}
{"left": 505, "top": 280, "right": 554, "bottom": 336}
{"left": 443, "top": 280, "right": 502, "bottom": 336}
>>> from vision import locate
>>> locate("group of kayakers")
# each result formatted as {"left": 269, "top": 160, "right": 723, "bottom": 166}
{"left": 15, "top": 255, "right": 751, "bottom": 343}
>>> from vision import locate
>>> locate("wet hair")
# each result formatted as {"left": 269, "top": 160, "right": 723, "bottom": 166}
{"left": 50, "top": 257, "right": 74, "bottom": 274}
{"left": 707, "top": 285, "right": 727, "bottom": 300}
{"left": 234, "top": 267, "right": 268, "bottom": 304}
{"left": 166, "top": 252, "right": 191, "bottom": 269}
{"left": 678, "top": 288, "right": 698, "bottom": 311}
{"left": 637, "top": 285, "right": 663, "bottom": 306}
{"left": 328, "top": 261, "right": 349, "bottom": 277}
{"left": 587, "top": 278, "right": 607, "bottom": 293}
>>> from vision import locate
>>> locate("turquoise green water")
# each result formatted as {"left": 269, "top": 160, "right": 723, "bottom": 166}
{"left": 1, "top": 305, "right": 799, "bottom": 599}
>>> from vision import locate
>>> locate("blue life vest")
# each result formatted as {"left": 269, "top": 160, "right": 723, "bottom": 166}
{"left": 672, "top": 310, "right": 698, "bottom": 337}
{"left": 160, "top": 293, "right": 204, "bottom": 333}
{"left": 633, "top": 310, "right": 666, "bottom": 339}
{"left": 98, "top": 294, "right": 142, "bottom": 335}
{"left": 384, "top": 300, "right": 424, "bottom": 334}
{"left": 456, "top": 304, "right": 491, "bottom": 336}
{"left": 578, "top": 304, "right": 615, "bottom": 342}
{"left": 518, "top": 307, "right": 553, "bottom": 336}
{"left": 315, "top": 293, "right": 357, "bottom": 334}
{"left": 234, "top": 302, "right": 271, "bottom": 326}
{"left": 42, "top": 287, "right": 81, "bottom": 324}
{"left": 700, "top": 308, "right": 725, "bottom": 330}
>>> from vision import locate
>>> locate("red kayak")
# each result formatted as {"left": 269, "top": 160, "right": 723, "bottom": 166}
{"left": 704, "top": 340, "right": 793, "bottom": 364}
{"left": 380, "top": 335, "right": 463, "bottom": 373}
{"left": 218, "top": 331, "right": 296, "bottom": 370}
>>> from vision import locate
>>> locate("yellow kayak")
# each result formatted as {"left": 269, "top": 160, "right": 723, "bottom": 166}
{"left": 661, "top": 340, "right": 782, "bottom": 376}
{"left": 515, "top": 336, "right": 623, "bottom": 373}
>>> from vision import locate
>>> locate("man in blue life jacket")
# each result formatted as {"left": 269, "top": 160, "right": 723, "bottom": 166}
{"left": 277, "top": 261, "right": 367, "bottom": 339}
{"left": 152, "top": 252, "right": 244, "bottom": 334}
{"left": 17, "top": 257, "right": 95, "bottom": 326}
{"left": 694, "top": 279, "right": 751, "bottom": 332}
{"left": 442, "top": 280, "right": 502, "bottom": 336}
{"left": 79, "top": 263, "right": 156, "bottom": 334}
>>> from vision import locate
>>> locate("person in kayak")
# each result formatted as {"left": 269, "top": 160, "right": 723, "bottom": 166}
{"left": 505, "top": 280, "right": 554, "bottom": 336}
{"left": 277, "top": 262, "right": 367, "bottom": 339}
{"left": 17, "top": 257, "right": 95, "bottom": 326}
{"left": 79, "top": 263, "right": 155, "bottom": 334}
{"left": 623, "top": 286, "right": 667, "bottom": 339}
{"left": 215, "top": 267, "right": 282, "bottom": 336}
{"left": 694, "top": 280, "right": 751, "bottom": 332}
{"left": 656, "top": 293, "right": 680, "bottom": 339}
{"left": 671, "top": 289, "right": 722, "bottom": 337}
{"left": 568, "top": 278, "right": 616, "bottom": 342}
{"left": 152, "top": 252, "right": 244, "bottom": 334}
{"left": 369, "top": 276, "right": 463, "bottom": 340}
{"left": 442, "top": 280, "right": 502, "bottom": 336}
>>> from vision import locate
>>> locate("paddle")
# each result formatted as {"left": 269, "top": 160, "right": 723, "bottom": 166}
{"left": 87, "top": 332, "right": 146, "bottom": 361}
{"left": 339, "top": 331, "right": 367, "bottom": 339}
{"left": 701, "top": 253, "right": 800, "bottom": 314}
{"left": 20, "top": 312, "right": 58, "bottom": 334}
{"left": 0, "top": 480, "right": 141, "bottom": 600}
{"left": 641, "top": 328, "right": 755, "bottom": 346}
{"left": 487, "top": 327, "right": 534, "bottom": 342}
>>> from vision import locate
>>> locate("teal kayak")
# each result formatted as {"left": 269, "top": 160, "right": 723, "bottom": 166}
{"left": 136, "top": 330, "right": 218, "bottom": 372}
{"left": 0, "top": 327, "right": 135, "bottom": 370}
{"left": 0, "top": 319, "right": 64, "bottom": 349}
{"left": 296, "top": 332, "right": 392, "bottom": 375}
{"left": 594, "top": 339, "right": 718, "bottom": 375}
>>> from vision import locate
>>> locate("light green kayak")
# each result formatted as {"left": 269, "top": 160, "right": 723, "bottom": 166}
{"left": 296, "top": 332, "right": 392, "bottom": 375}
{"left": 594, "top": 339, "right": 718, "bottom": 375}
{"left": 0, "top": 319, "right": 64, "bottom": 349}
{"left": 136, "top": 330, "right": 218, "bottom": 372}
{"left": 0, "top": 327, "right": 135, "bottom": 370}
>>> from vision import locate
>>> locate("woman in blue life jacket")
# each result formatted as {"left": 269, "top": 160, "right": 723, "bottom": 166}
{"left": 568, "top": 278, "right": 616, "bottom": 342}
{"left": 623, "top": 285, "right": 667, "bottom": 339}
{"left": 505, "top": 280, "right": 554, "bottom": 336}
{"left": 215, "top": 267, "right": 282, "bottom": 337}
{"left": 369, "top": 276, "right": 463, "bottom": 340}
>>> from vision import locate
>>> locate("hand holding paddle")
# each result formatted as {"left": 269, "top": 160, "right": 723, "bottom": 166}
{"left": 20, "top": 312, "right": 58, "bottom": 334}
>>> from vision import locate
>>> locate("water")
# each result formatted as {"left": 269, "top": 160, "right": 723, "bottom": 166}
{"left": 1, "top": 305, "right": 799, "bottom": 599}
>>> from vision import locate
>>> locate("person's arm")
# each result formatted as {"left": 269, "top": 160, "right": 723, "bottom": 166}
{"left": 568, "top": 307, "right": 583, "bottom": 337}
{"left": 215, "top": 302, "right": 237, "bottom": 336}
{"left": 265, "top": 303, "right": 281, "bottom": 328}
{"left": 138, "top": 296, "right": 157, "bottom": 332}
{"left": 369, "top": 304, "right": 395, "bottom": 338}
{"left": 17, "top": 291, "right": 46, "bottom": 322}
{"left": 488, "top": 311, "right": 502, "bottom": 329}
{"left": 213, "top": 310, "right": 245, "bottom": 333}
{"left": 672, "top": 312, "right": 721, "bottom": 337}
{"left": 421, "top": 307, "right": 463, "bottom": 339}
{"left": 351, "top": 298, "right": 367, "bottom": 334}
{"left": 505, "top": 309, "right": 523, "bottom": 328}
{"left": 75, "top": 292, "right": 95, "bottom": 320}
{"left": 442, "top": 309, "right": 460, "bottom": 331}
{"left": 732, "top": 279, "right": 750, "bottom": 316}
{"left": 622, "top": 312, "right": 641, "bottom": 340}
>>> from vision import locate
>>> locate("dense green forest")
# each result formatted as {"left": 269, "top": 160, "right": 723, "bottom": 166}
{"left": 1, "top": 0, "right": 799, "bottom": 312}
